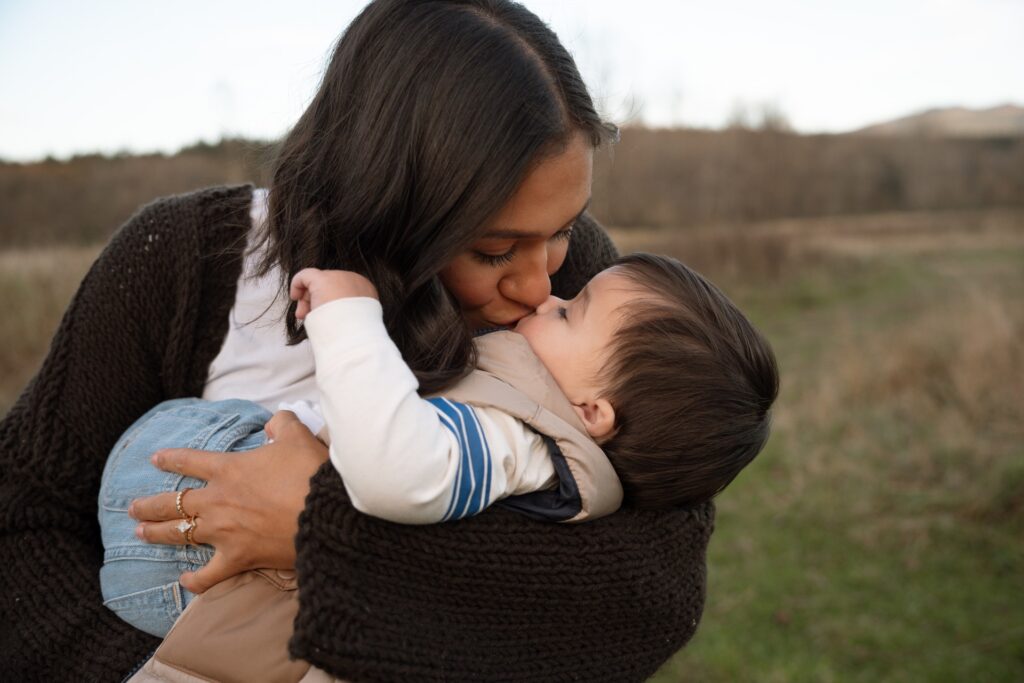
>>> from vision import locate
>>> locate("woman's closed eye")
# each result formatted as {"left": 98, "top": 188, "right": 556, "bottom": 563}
{"left": 558, "top": 306, "right": 568, "bottom": 320}
{"left": 552, "top": 226, "right": 574, "bottom": 242}
{"left": 472, "top": 247, "right": 517, "bottom": 266}
{"left": 470, "top": 225, "right": 575, "bottom": 267}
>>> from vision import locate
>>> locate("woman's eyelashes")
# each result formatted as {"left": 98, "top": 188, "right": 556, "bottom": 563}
{"left": 470, "top": 226, "right": 575, "bottom": 267}
{"left": 553, "top": 226, "right": 574, "bottom": 242}
{"left": 472, "top": 247, "right": 516, "bottom": 266}
{"left": 558, "top": 306, "right": 568, "bottom": 320}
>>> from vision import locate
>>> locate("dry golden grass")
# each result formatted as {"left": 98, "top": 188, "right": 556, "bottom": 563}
{"left": 0, "top": 245, "right": 100, "bottom": 414}
{"left": 610, "top": 207, "right": 1024, "bottom": 283}
{"left": 805, "top": 282, "right": 1022, "bottom": 520}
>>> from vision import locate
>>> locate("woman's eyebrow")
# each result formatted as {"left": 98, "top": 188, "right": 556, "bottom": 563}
{"left": 569, "top": 198, "right": 591, "bottom": 225}
{"left": 481, "top": 228, "right": 545, "bottom": 239}
{"left": 482, "top": 197, "right": 591, "bottom": 239}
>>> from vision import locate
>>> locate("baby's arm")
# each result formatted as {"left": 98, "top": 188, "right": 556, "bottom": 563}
{"left": 291, "top": 268, "right": 554, "bottom": 524}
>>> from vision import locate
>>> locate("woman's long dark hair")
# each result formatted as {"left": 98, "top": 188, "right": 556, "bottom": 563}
{"left": 260, "top": 0, "right": 615, "bottom": 393}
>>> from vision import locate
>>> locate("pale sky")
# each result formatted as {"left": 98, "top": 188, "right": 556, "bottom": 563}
{"left": 1, "top": 0, "right": 1021, "bottom": 161}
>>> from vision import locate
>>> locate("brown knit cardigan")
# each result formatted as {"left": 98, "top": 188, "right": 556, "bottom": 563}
{"left": 0, "top": 185, "right": 714, "bottom": 683}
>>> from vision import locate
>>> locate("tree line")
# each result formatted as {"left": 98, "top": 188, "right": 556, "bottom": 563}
{"left": 2, "top": 130, "right": 1022, "bottom": 247}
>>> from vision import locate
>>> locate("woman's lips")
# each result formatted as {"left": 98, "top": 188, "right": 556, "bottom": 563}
{"left": 484, "top": 312, "right": 532, "bottom": 328}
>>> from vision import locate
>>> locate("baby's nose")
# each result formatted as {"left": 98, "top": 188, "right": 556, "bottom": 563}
{"left": 535, "top": 295, "right": 565, "bottom": 315}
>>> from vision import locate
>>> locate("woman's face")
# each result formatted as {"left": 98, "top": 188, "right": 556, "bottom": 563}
{"left": 439, "top": 132, "right": 594, "bottom": 330}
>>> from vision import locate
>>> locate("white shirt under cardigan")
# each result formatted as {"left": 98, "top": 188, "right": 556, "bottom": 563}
{"left": 202, "top": 188, "right": 556, "bottom": 524}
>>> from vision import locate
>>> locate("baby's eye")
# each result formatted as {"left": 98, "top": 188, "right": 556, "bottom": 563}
{"left": 558, "top": 306, "right": 568, "bottom": 320}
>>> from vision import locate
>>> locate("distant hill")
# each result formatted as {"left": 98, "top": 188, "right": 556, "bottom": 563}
{"left": 854, "top": 104, "right": 1024, "bottom": 138}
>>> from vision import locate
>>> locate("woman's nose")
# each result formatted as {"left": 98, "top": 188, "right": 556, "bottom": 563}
{"left": 499, "top": 252, "right": 552, "bottom": 310}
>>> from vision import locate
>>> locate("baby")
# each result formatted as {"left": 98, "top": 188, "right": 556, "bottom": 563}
{"left": 98, "top": 252, "right": 778, "bottom": 636}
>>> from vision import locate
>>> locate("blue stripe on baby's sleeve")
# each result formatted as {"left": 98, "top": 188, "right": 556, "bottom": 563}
{"left": 427, "top": 398, "right": 492, "bottom": 521}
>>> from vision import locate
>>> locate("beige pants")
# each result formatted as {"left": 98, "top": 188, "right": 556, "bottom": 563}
{"left": 127, "top": 569, "right": 345, "bottom": 683}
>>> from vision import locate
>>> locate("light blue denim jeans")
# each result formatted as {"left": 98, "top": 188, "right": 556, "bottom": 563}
{"left": 98, "top": 397, "right": 271, "bottom": 637}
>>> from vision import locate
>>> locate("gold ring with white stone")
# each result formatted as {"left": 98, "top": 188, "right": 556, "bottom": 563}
{"left": 176, "top": 516, "right": 197, "bottom": 545}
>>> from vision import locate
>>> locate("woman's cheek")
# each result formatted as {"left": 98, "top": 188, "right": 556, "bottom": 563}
{"left": 440, "top": 259, "right": 499, "bottom": 310}
{"left": 547, "top": 240, "right": 570, "bottom": 275}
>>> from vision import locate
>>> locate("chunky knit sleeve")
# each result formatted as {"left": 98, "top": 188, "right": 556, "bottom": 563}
{"left": 0, "top": 186, "right": 252, "bottom": 681}
{"left": 551, "top": 211, "right": 619, "bottom": 298}
{"left": 290, "top": 214, "right": 716, "bottom": 682}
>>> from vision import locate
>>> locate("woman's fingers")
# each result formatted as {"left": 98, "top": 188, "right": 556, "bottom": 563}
{"left": 130, "top": 420, "right": 328, "bottom": 583}
{"left": 129, "top": 447, "right": 227, "bottom": 520}
{"left": 129, "top": 484, "right": 210, "bottom": 522}
{"left": 134, "top": 512, "right": 208, "bottom": 546}
{"left": 151, "top": 447, "right": 224, "bottom": 481}
{"left": 179, "top": 553, "right": 240, "bottom": 594}
{"left": 133, "top": 517, "right": 244, "bottom": 594}
{"left": 130, "top": 448, "right": 236, "bottom": 522}
{"left": 128, "top": 491, "right": 176, "bottom": 522}
{"left": 264, "top": 409, "right": 310, "bottom": 444}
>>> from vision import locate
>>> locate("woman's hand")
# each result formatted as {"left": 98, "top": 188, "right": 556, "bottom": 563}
{"left": 128, "top": 410, "right": 329, "bottom": 594}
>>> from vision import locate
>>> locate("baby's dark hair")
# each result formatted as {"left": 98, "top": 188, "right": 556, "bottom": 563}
{"left": 600, "top": 253, "right": 779, "bottom": 508}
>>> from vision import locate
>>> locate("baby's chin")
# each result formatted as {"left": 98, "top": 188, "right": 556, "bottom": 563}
{"left": 511, "top": 311, "right": 537, "bottom": 333}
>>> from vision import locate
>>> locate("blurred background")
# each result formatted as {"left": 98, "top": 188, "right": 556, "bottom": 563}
{"left": 2, "top": 1, "right": 1022, "bottom": 680}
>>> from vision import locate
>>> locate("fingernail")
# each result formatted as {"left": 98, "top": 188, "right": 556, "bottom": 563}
{"left": 151, "top": 452, "right": 160, "bottom": 465}
{"left": 135, "top": 524, "right": 145, "bottom": 540}
{"left": 127, "top": 502, "right": 135, "bottom": 519}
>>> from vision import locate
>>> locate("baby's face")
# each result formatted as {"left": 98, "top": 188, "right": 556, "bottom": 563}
{"left": 514, "top": 267, "right": 642, "bottom": 407}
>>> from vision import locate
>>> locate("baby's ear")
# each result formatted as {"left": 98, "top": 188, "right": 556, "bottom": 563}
{"left": 572, "top": 398, "right": 616, "bottom": 443}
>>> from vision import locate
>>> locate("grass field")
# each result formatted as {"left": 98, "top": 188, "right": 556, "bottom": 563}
{"left": 0, "top": 244, "right": 100, "bottom": 413}
{"left": 2, "top": 209, "right": 1022, "bottom": 681}
{"left": 631, "top": 209, "right": 1024, "bottom": 682}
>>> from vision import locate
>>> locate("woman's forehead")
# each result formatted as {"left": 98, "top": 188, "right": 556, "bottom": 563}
{"left": 486, "top": 133, "right": 593, "bottom": 237}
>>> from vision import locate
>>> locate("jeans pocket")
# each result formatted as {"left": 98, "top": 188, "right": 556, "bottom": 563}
{"left": 102, "top": 581, "right": 188, "bottom": 639}
{"left": 99, "top": 400, "right": 249, "bottom": 510}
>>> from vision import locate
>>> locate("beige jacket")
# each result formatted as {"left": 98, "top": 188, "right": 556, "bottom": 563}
{"left": 128, "top": 331, "right": 622, "bottom": 683}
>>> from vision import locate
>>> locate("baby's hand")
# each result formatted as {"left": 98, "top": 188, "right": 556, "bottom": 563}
{"left": 290, "top": 268, "right": 379, "bottom": 320}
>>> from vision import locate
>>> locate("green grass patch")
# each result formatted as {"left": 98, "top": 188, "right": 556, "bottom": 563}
{"left": 652, "top": 224, "right": 1024, "bottom": 681}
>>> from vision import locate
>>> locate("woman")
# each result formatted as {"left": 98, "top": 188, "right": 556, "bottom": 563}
{"left": 0, "top": 1, "right": 714, "bottom": 680}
